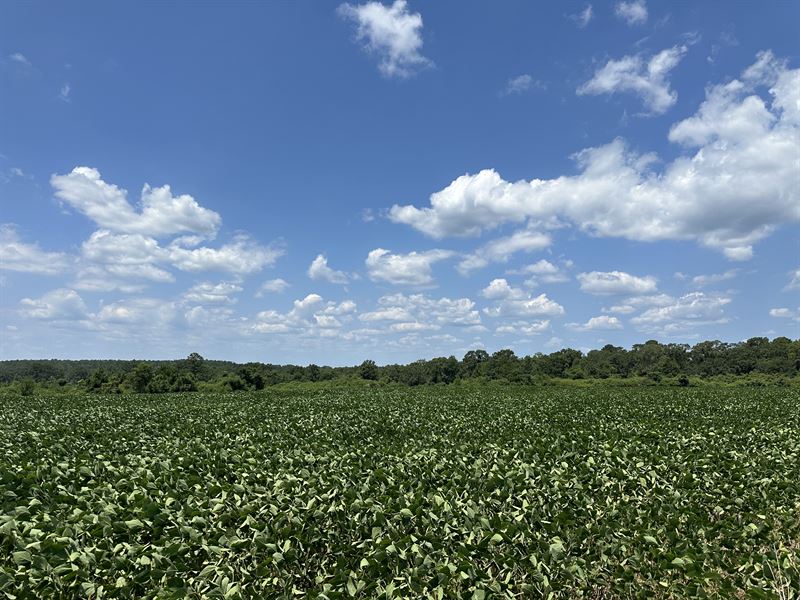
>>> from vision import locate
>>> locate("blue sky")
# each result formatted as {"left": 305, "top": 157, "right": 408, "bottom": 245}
{"left": 1, "top": 0, "right": 798, "bottom": 365}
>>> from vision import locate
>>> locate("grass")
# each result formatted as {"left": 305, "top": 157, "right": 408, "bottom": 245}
{"left": 1, "top": 386, "right": 798, "bottom": 598}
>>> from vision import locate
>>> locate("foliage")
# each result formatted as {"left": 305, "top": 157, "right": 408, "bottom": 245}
{"left": 1, "top": 338, "right": 797, "bottom": 393}
{"left": 1, "top": 387, "right": 798, "bottom": 598}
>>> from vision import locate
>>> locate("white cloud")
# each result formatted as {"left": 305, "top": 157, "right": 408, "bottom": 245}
{"left": 602, "top": 293, "right": 674, "bottom": 314}
{"left": 578, "top": 45, "right": 686, "bottom": 114}
{"left": 167, "top": 235, "right": 283, "bottom": 275}
{"left": 372, "top": 293, "right": 481, "bottom": 327}
{"left": 338, "top": 0, "right": 431, "bottom": 78}
{"left": 691, "top": 269, "right": 739, "bottom": 287}
{"left": 251, "top": 294, "right": 356, "bottom": 336}
{"left": 630, "top": 292, "right": 731, "bottom": 333}
{"left": 183, "top": 282, "right": 243, "bottom": 304}
{"left": 510, "top": 259, "right": 571, "bottom": 285}
{"left": 20, "top": 289, "right": 89, "bottom": 321}
{"left": 256, "top": 278, "right": 290, "bottom": 296}
{"left": 59, "top": 83, "right": 71, "bottom": 102}
{"left": 9, "top": 52, "right": 31, "bottom": 66}
{"left": 481, "top": 279, "right": 565, "bottom": 318}
{"left": 97, "top": 298, "right": 176, "bottom": 326}
{"left": 502, "top": 74, "right": 545, "bottom": 96}
{"left": 51, "top": 167, "right": 221, "bottom": 238}
{"left": 366, "top": 248, "right": 453, "bottom": 285}
{"left": 567, "top": 315, "right": 624, "bottom": 331}
{"left": 457, "top": 229, "right": 551, "bottom": 275}
{"left": 769, "top": 307, "right": 798, "bottom": 320}
{"left": 389, "top": 52, "right": 800, "bottom": 261}
{"left": 359, "top": 306, "right": 414, "bottom": 322}
{"left": 570, "top": 4, "right": 593, "bottom": 28}
{"left": 577, "top": 271, "right": 657, "bottom": 295}
{"left": 614, "top": 0, "right": 647, "bottom": 25}
{"left": 0, "top": 225, "right": 71, "bottom": 275}
{"left": 496, "top": 320, "right": 550, "bottom": 335}
{"left": 308, "top": 254, "right": 350, "bottom": 284}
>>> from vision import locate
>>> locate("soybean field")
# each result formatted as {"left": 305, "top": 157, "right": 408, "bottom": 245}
{"left": 1, "top": 386, "right": 799, "bottom": 598}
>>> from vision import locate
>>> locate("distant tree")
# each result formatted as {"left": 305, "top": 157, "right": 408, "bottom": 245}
{"left": 306, "top": 364, "right": 321, "bottom": 382}
{"left": 359, "top": 360, "right": 379, "bottom": 381}
{"left": 128, "top": 363, "right": 153, "bottom": 393}
{"left": 185, "top": 352, "right": 206, "bottom": 378}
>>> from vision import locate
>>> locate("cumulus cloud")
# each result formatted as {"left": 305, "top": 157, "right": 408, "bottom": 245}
{"left": 496, "top": 320, "right": 550, "bottom": 335}
{"left": 389, "top": 52, "right": 800, "bottom": 260}
{"left": 481, "top": 279, "right": 565, "bottom": 318}
{"left": 769, "top": 307, "right": 799, "bottom": 321}
{"left": 457, "top": 229, "right": 551, "bottom": 275}
{"left": 371, "top": 293, "right": 481, "bottom": 328}
{"left": 630, "top": 292, "right": 731, "bottom": 334}
{"left": 97, "top": 298, "right": 176, "bottom": 327}
{"left": 308, "top": 254, "right": 350, "bottom": 284}
{"left": 338, "top": 0, "right": 431, "bottom": 78}
{"left": 183, "top": 282, "right": 243, "bottom": 305}
{"left": 366, "top": 248, "right": 453, "bottom": 285}
{"left": 251, "top": 294, "right": 356, "bottom": 335}
{"left": 577, "top": 271, "right": 658, "bottom": 295}
{"left": 567, "top": 315, "right": 624, "bottom": 331}
{"left": 509, "top": 259, "right": 571, "bottom": 285}
{"left": 614, "top": 0, "right": 647, "bottom": 25}
{"left": 51, "top": 167, "right": 221, "bottom": 238}
{"left": 0, "top": 225, "right": 71, "bottom": 275}
{"left": 578, "top": 45, "right": 686, "bottom": 114}
{"left": 20, "top": 289, "right": 89, "bottom": 321}
{"left": 167, "top": 235, "right": 283, "bottom": 274}
{"left": 256, "top": 278, "right": 290, "bottom": 296}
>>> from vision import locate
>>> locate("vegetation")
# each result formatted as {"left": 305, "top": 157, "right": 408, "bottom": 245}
{"left": 1, "top": 337, "right": 798, "bottom": 395}
{"left": 1, "top": 386, "right": 798, "bottom": 597}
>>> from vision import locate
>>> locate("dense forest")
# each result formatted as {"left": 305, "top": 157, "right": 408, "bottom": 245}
{"left": 1, "top": 336, "right": 798, "bottom": 394}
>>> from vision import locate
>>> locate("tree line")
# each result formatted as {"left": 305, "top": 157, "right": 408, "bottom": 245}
{"left": 1, "top": 337, "right": 798, "bottom": 394}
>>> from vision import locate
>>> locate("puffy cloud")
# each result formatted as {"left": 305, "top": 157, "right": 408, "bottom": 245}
{"left": 496, "top": 320, "right": 550, "bottom": 335}
{"left": 509, "top": 259, "right": 571, "bottom": 285}
{"left": 97, "top": 298, "right": 176, "bottom": 326}
{"left": 366, "top": 248, "right": 453, "bottom": 285}
{"left": 578, "top": 45, "right": 686, "bottom": 114}
{"left": 481, "top": 279, "right": 565, "bottom": 318}
{"left": 251, "top": 294, "right": 356, "bottom": 336}
{"left": 602, "top": 293, "right": 674, "bottom": 315}
{"left": 51, "top": 167, "right": 221, "bottom": 238}
{"left": 0, "top": 225, "right": 71, "bottom": 275}
{"left": 167, "top": 235, "right": 283, "bottom": 275}
{"left": 338, "top": 0, "right": 431, "bottom": 78}
{"left": 256, "top": 278, "right": 290, "bottom": 296}
{"left": 769, "top": 307, "right": 799, "bottom": 321}
{"left": 577, "top": 271, "right": 657, "bottom": 295}
{"left": 570, "top": 4, "right": 593, "bottom": 28}
{"left": 390, "top": 52, "right": 800, "bottom": 260}
{"left": 567, "top": 315, "right": 624, "bottom": 331}
{"left": 630, "top": 292, "right": 731, "bottom": 333}
{"left": 183, "top": 282, "right": 243, "bottom": 305}
{"left": 20, "top": 289, "right": 89, "bottom": 320}
{"left": 457, "top": 229, "right": 551, "bottom": 275}
{"left": 614, "top": 0, "right": 647, "bottom": 25}
{"left": 373, "top": 293, "right": 481, "bottom": 327}
{"left": 308, "top": 254, "right": 350, "bottom": 284}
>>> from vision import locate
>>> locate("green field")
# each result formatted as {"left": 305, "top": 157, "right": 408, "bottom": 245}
{"left": 1, "top": 387, "right": 799, "bottom": 598}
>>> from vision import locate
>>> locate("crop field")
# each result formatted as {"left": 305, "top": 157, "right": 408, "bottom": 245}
{"left": 1, "top": 387, "right": 799, "bottom": 598}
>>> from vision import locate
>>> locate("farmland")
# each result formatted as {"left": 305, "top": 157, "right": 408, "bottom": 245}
{"left": 1, "top": 386, "right": 799, "bottom": 598}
